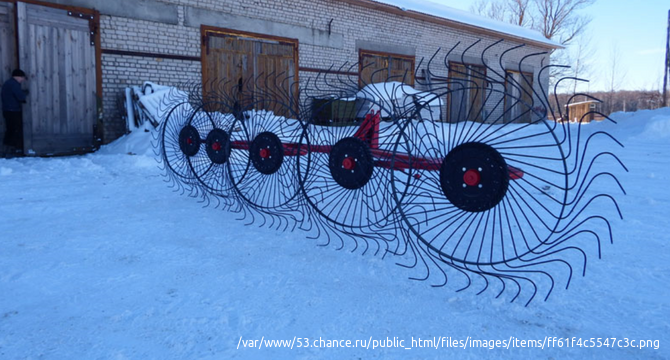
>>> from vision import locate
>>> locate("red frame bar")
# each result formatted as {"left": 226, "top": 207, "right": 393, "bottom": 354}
{"left": 228, "top": 110, "right": 524, "bottom": 179}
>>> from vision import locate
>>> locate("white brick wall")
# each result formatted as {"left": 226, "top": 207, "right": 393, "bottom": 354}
{"left": 98, "top": 0, "right": 552, "bottom": 142}
{"left": 101, "top": 53, "right": 201, "bottom": 139}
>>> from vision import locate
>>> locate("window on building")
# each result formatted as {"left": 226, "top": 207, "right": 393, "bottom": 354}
{"left": 504, "top": 70, "right": 534, "bottom": 123}
{"left": 359, "top": 50, "right": 415, "bottom": 87}
{"left": 447, "top": 63, "right": 486, "bottom": 123}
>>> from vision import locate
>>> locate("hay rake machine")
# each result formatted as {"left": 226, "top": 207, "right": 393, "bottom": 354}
{"left": 156, "top": 41, "right": 626, "bottom": 305}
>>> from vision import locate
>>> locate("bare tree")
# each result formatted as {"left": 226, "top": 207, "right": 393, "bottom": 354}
{"left": 532, "top": 0, "right": 595, "bottom": 46}
{"left": 472, "top": 0, "right": 594, "bottom": 44}
{"left": 472, "top": 0, "right": 596, "bottom": 86}
{"left": 569, "top": 33, "right": 595, "bottom": 94}
{"left": 508, "top": 0, "right": 531, "bottom": 27}
{"left": 471, "top": 0, "right": 530, "bottom": 26}
{"left": 606, "top": 44, "right": 627, "bottom": 113}
{"left": 471, "top": 0, "right": 507, "bottom": 22}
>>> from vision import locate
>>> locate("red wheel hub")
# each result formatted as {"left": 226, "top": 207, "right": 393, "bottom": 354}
{"left": 186, "top": 137, "right": 193, "bottom": 145}
{"left": 211, "top": 141, "right": 221, "bottom": 151}
{"left": 342, "top": 157, "right": 356, "bottom": 170}
{"left": 463, "top": 169, "right": 481, "bottom": 187}
{"left": 260, "top": 148, "right": 271, "bottom": 159}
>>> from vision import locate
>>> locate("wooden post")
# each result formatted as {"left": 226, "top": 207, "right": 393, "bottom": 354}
{"left": 663, "top": 9, "right": 669, "bottom": 107}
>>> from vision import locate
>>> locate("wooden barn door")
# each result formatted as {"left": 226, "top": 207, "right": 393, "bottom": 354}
{"left": 504, "top": 70, "right": 534, "bottom": 123}
{"left": 359, "top": 50, "right": 415, "bottom": 87}
{"left": 1, "top": 1, "right": 17, "bottom": 148}
{"left": 203, "top": 34, "right": 256, "bottom": 113}
{"left": 17, "top": 2, "right": 98, "bottom": 155}
{"left": 447, "top": 63, "right": 486, "bottom": 123}
{"left": 255, "top": 41, "right": 296, "bottom": 116}
{"left": 202, "top": 27, "right": 298, "bottom": 117}
{"left": 0, "top": 2, "right": 16, "bottom": 81}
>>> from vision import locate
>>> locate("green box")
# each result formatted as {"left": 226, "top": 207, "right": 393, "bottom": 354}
{"left": 311, "top": 98, "right": 359, "bottom": 126}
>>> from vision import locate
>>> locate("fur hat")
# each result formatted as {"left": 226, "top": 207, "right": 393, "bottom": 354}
{"left": 12, "top": 69, "right": 26, "bottom": 78}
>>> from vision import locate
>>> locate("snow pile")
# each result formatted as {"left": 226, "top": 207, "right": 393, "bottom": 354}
{"left": 97, "top": 122, "right": 157, "bottom": 158}
{"left": 591, "top": 107, "right": 670, "bottom": 141}
{"left": 623, "top": 108, "right": 670, "bottom": 141}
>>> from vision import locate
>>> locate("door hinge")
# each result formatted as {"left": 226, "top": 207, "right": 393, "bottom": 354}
{"left": 67, "top": 11, "right": 97, "bottom": 46}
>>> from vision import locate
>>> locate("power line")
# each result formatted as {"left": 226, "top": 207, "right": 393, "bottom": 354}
{"left": 663, "top": 9, "right": 669, "bottom": 107}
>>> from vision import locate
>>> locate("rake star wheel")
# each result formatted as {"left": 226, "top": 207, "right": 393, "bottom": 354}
{"left": 297, "top": 102, "right": 403, "bottom": 232}
{"left": 393, "top": 113, "right": 568, "bottom": 264}
{"left": 389, "top": 73, "right": 592, "bottom": 303}
{"left": 249, "top": 131, "right": 284, "bottom": 175}
{"left": 160, "top": 99, "right": 201, "bottom": 185}
{"left": 178, "top": 125, "right": 201, "bottom": 157}
{"left": 228, "top": 105, "right": 305, "bottom": 211}
{"left": 439, "top": 142, "right": 509, "bottom": 213}
{"left": 205, "top": 128, "right": 232, "bottom": 164}
{"left": 187, "top": 104, "right": 238, "bottom": 197}
{"left": 328, "top": 137, "right": 374, "bottom": 190}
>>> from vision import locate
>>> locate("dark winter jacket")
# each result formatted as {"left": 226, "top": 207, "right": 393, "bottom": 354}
{"left": 1, "top": 78, "right": 27, "bottom": 112}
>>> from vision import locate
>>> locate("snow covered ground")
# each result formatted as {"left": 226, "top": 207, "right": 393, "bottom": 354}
{"left": 1, "top": 109, "right": 669, "bottom": 359}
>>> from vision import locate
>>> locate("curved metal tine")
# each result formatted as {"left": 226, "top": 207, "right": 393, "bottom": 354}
{"left": 455, "top": 39, "right": 508, "bottom": 143}
{"left": 414, "top": 47, "right": 442, "bottom": 89}
{"left": 561, "top": 140, "right": 627, "bottom": 199}
{"left": 500, "top": 197, "right": 575, "bottom": 283}
{"left": 428, "top": 43, "right": 488, "bottom": 150}
{"left": 499, "top": 122, "right": 624, "bottom": 215}
{"left": 470, "top": 51, "right": 553, "bottom": 145}
{"left": 423, "top": 43, "right": 461, "bottom": 150}
{"left": 450, "top": 40, "right": 507, "bottom": 144}
{"left": 329, "top": 62, "right": 358, "bottom": 95}
{"left": 558, "top": 95, "right": 624, "bottom": 177}
{"left": 449, "top": 40, "right": 485, "bottom": 145}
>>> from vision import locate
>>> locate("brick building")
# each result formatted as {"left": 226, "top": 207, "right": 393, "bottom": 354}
{"left": 0, "top": 0, "right": 560, "bottom": 155}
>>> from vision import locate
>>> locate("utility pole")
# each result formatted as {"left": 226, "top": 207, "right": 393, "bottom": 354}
{"left": 663, "top": 9, "right": 669, "bottom": 107}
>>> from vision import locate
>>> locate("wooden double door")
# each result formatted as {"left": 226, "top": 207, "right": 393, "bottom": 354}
{"left": 0, "top": 1, "right": 98, "bottom": 156}
{"left": 202, "top": 27, "right": 298, "bottom": 117}
{"left": 359, "top": 50, "right": 415, "bottom": 87}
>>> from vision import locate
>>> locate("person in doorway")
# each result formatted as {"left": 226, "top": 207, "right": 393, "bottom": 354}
{"left": 1, "top": 69, "right": 28, "bottom": 158}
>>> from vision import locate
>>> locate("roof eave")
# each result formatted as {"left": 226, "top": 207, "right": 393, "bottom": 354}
{"left": 342, "top": 0, "right": 564, "bottom": 50}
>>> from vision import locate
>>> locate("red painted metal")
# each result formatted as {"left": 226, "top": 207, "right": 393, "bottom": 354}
{"left": 342, "top": 157, "right": 356, "bottom": 170}
{"left": 226, "top": 117, "right": 524, "bottom": 180}
{"left": 211, "top": 142, "right": 221, "bottom": 151}
{"left": 354, "top": 110, "right": 381, "bottom": 149}
{"left": 463, "top": 169, "right": 481, "bottom": 186}
{"left": 508, "top": 165, "right": 524, "bottom": 180}
{"left": 260, "top": 148, "right": 271, "bottom": 159}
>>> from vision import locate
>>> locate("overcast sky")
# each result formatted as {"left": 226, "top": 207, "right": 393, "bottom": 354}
{"left": 430, "top": 0, "right": 669, "bottom": 92}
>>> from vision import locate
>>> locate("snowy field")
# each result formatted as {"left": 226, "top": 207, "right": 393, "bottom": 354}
{"left": 1, "top": 109, "right": 669, "bottom": 359}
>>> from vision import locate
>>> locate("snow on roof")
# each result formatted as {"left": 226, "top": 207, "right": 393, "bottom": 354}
{"left": 368, "top": 0, "right": 563, "bottom": 48}
{"left": 566, "top": 101, "right": 601, "bottom": 107}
